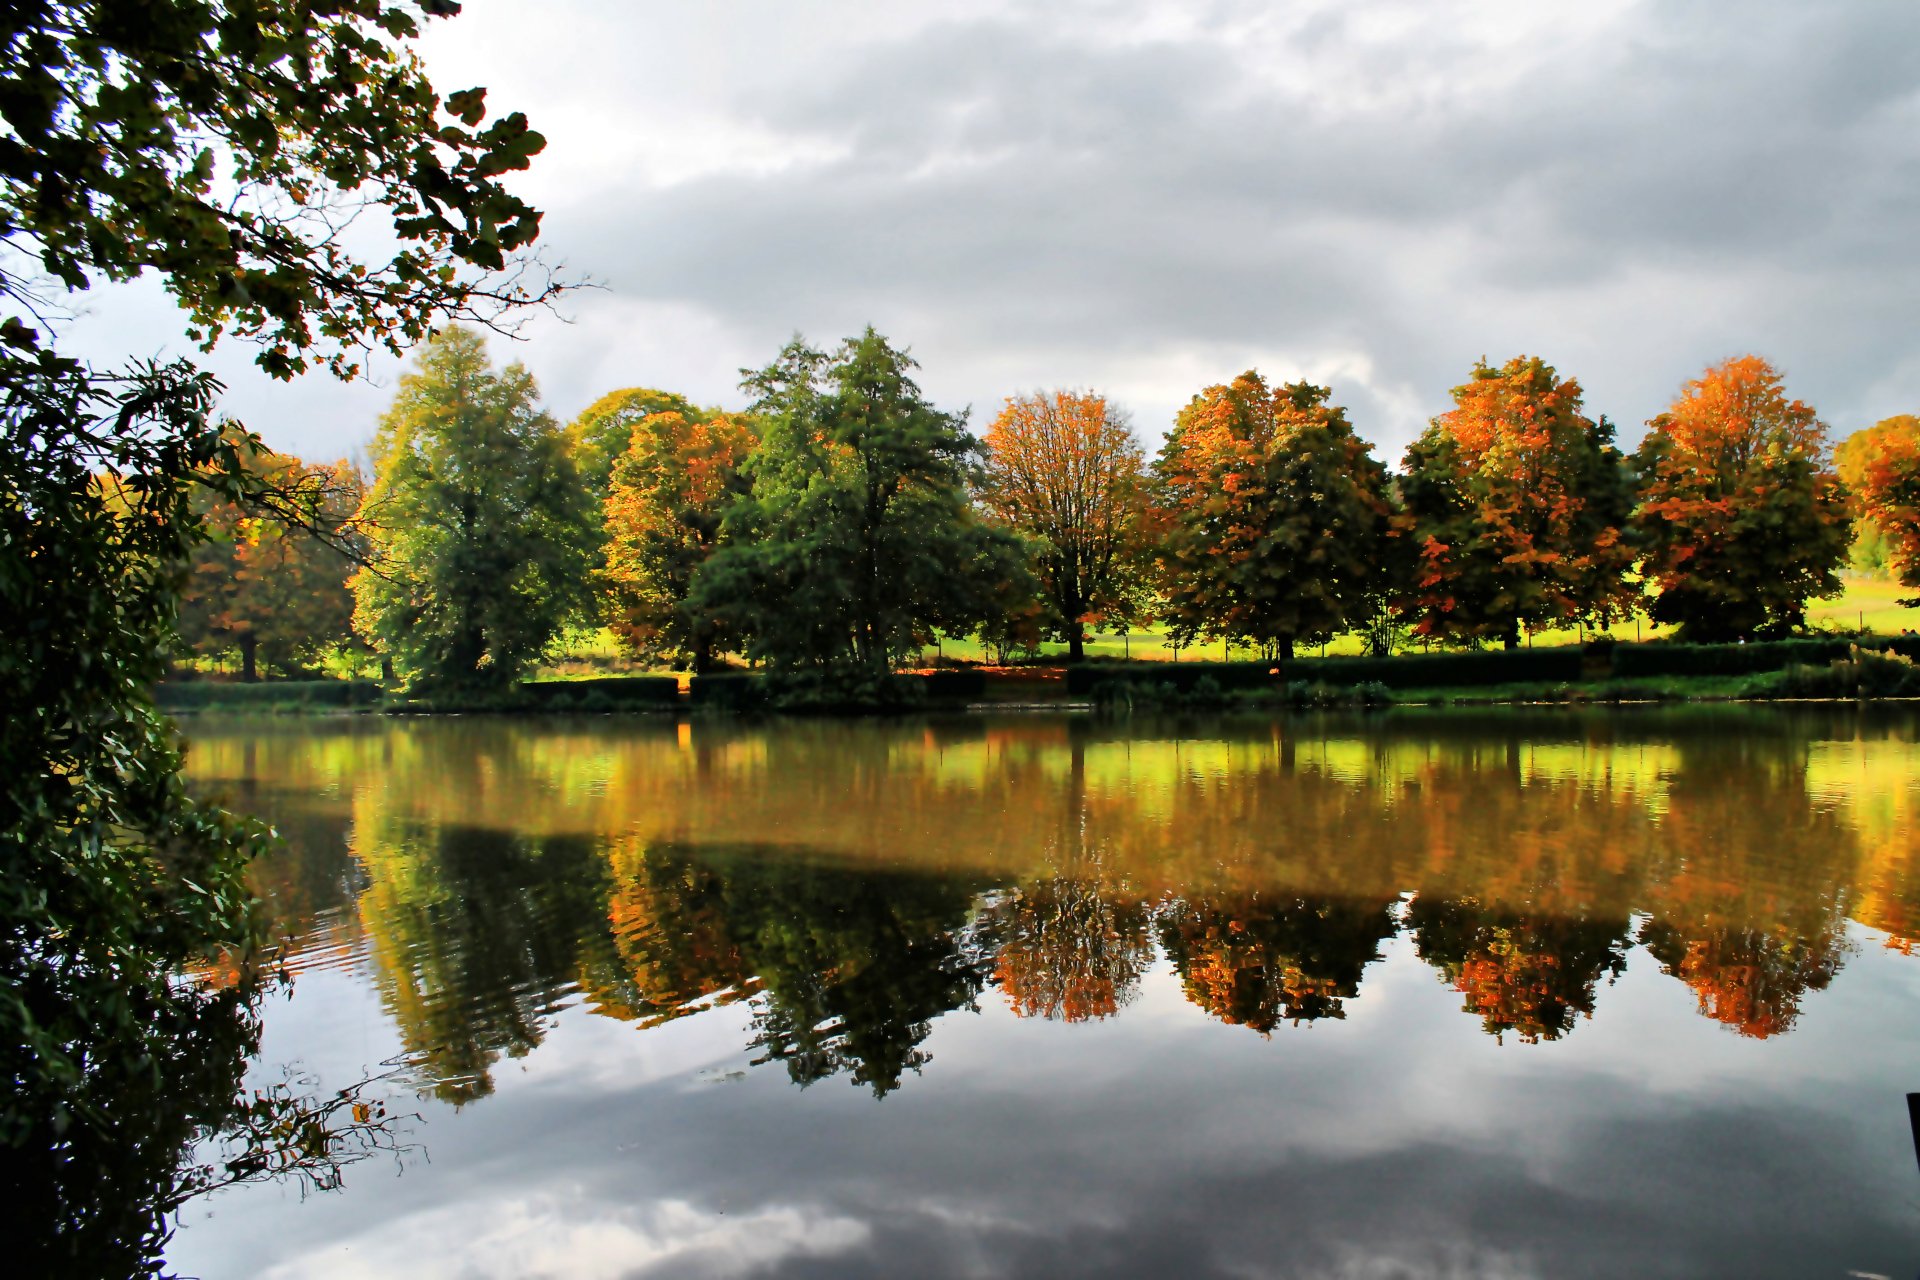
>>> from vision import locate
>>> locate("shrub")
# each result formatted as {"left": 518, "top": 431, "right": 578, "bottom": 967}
{"left": 765, "top": 668, "right": 929, "bottom": 714}
{"left": 1744, "top": 646, "right": 1920, "bottom": 699}
{"left": 919, "top": 669, "right": 989, "bottom": 701}
{"left": 687, "top": 671, "right": 769, "bottom": 711}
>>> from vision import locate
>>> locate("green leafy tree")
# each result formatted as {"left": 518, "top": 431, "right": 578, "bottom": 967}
{"left": 693, "top": 329, "right": 1031, "bottom": 673}
{"left": 1, "top": 2, "right": 559, "bottom": 1269}
{"left": 1401, "top": 356, "right": 1637, "bottom": 648}
{"left": 1152, "top": 374, "right": 1398, "bottom": 660}
{"left": 1631, "top": 355, "right": 1851, "bottom": 639}
{"left": 351, "top": 327, "right": 594, "bottom": 691}
{"left": 602, "top": 410, "right": 757, "bottom": 671}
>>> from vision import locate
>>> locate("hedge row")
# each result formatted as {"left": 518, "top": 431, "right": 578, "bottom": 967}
{"left": 517, "top": 676, "right": 682, "bottom": 707}
{"left": 1066, "top": 647, "right": 1585, "bottom": 695}
{"left": 156, "top": 679, "right": 386, "bottom": 709}
{"left": 688, "top": 669, "right": 991, "bottom": 708}
{"left": 1287, "top": 648, "right": 1586, "bottom": 689}
{"left": 1611, "top": 637, "right": 1920, "bottom": 678}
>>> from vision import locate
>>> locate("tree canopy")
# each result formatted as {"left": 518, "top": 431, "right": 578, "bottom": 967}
{"left": 177, "top": 450, "right": 363, "bottom": 680}
{"left": 980, "top": 389, "right": 1147, "bottom": 662}
{"left": 566, "top": 387, "right": 708, "bottom": 496}
{"left": 692, "top": 329, "right": 1030, "bottom": 675}
{"left": 351, "top": 326, "right": 595, "bottom": 690}
{"left": 1631, "top": 355, "right": 1851, "bottom": 640}
{"left": 602, "top": 409, "right": 757, "bottom": 671}
{"left": 1401, "top": 356, "right": 1637, "bottom": 648}
{"left": 1835, "top": 414, "right": 1920, "bottom": 600}
{"left": 1154, "top": 374, "right": 1399, "bottom": 659}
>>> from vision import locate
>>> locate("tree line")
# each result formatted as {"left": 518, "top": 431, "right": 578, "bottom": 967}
{"left": 181, "top": 325, "right": 1920, "bottom": 689}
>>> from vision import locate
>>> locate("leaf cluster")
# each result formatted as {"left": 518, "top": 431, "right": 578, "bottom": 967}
{"left": 1, "top": 0, "right": 555, "bottom": 377}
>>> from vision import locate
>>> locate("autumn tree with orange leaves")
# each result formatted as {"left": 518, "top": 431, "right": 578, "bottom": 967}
{"left": 1152, "top": 374, "right": 1398, "bottom": 660}
{"left": 602, "top": 410, "right": 757, "bottom": 671}
{"left": 1631, "top": 356, "right": 1851, "bottom": 640}
{"left": 980, "top": 390, "right": 1148, "bottom": 661}
{"left": 1834, "top": 414, "right": 1920, "bottom": 600}
{"left": 1400, "top": 356, "right": 1637, "bottom": 649}
{"left": 178, "top": 451, "right": 365, "bottom": 680}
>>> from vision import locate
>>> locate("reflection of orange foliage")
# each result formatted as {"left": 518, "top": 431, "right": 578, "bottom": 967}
{"left": 990, "top": 879, "right": 1153, "bottom": 1023}
{"left": 1451, "top": 936, "right": 1569, "bottom": 1044}
{"left": 594, "top": 851, "right": 759, "bottom": 1025}
{"left": 1410, "top": 898, "right": 1630, "bottom": 1044}
{"left": 1161, "top": 894, "right": 1397, "bottom": 1034}
{"left": 1639, "top": 921, "right": 1847, "bottom": 1039}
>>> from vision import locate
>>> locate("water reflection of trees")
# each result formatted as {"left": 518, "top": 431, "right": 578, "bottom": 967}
{"left": 597, "top": 842, "right": 993, "bottom": 1095}
{"left": 985, "top": 877, "right": 1156, "bottom": 1022}
{"left": 1409, "top": 898, "right": 1632, "bottom": 1043}
{"left": 351, "top": 817, "right": 614, "bottom": 1103}
{"left": 1159, "top": 893, "right": 1399, "bottom": 1032}
{"left": 190, "top": 709, "right": 1920, "bottom": 1105}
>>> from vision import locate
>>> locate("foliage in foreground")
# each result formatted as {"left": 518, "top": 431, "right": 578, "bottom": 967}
{"left": 2, "top": 0, "right": 559, "bottom": 1269}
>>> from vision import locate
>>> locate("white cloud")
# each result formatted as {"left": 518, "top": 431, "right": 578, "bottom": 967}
{"left": 261, "top": 1195, "right": 870, "bottom": 1280}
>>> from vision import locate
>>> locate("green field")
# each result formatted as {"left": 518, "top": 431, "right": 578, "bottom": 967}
{"left": 524, "top": 574, "right": 1920, "bottom": 677}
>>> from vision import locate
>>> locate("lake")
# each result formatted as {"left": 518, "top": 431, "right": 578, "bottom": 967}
{"left": 162, "top": 708, "right": 1920, "bottom": 1278}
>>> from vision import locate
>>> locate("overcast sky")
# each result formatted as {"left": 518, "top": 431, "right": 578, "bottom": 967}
{"left": 68, "top": 0, "right": 1920, "bottom": 463}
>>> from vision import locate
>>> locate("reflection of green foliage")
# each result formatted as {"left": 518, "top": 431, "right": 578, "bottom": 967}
{"left": 605, "top": 844, "right": 992, "bottom": 1096}
{"left": 1159, "top": 894, "right": 1399, "bottom": 1032}
{"left": 357, "top": 821, "right": 613, "bottom": 1104}
{"left": 1409, "top": 896, "right": 1630, "bottom": 1043}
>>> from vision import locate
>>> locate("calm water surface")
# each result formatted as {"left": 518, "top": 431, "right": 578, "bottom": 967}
{"left": 168, "top": 709, "right": 1920, "bottom": 1278}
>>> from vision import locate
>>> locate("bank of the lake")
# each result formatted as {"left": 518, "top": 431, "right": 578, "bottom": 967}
{"left": 156, "top": 634, "right": 1920, "bottom": 716}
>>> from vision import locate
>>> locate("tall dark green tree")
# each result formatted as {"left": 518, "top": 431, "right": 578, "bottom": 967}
{"left": 0, "top": 4, "right": 558, "bottom": 1270}
{"left": 351, "top": 327, "right": 595, "bottom": 691}
{"left": 693, "top": 329, "right": 1031, "bottom": 673}
{"left": 1151, "top": 374, "right": 1398, "bottom": 660}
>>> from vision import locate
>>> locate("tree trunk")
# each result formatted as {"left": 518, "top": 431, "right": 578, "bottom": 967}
{"left": 1067, "top": 622, "right": 1085, "bottom": 664}
{"left": 380, "top": 656, "right": 395, "bottom": 683}
{"left": 1503, "top": 623, "right": 1520, "bottom": 651}
{"left": 239, "top": 633, "right": 258, "bottom": 683}
{"left": 1278, "top": 635, "right": 1295, "bottom": 662}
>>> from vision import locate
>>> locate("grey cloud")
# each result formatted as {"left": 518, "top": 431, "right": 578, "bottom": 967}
{"left": 517, "top": 0, "right": 1918, "bottom": 459}
{"left": 71, "top": 0, "right": 1920, "bottom": 463}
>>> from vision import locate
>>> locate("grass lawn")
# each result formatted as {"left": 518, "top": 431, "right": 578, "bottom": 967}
{"left": 530, "top": 575, "right": 1920, "bottom": 677}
